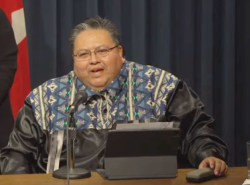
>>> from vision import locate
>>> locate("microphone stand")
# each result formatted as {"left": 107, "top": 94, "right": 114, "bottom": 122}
{"left": 53, "top": 105, "right": 91, "bottom": 180}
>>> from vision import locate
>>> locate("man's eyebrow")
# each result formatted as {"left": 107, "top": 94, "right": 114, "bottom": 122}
{"left": 76, "top": 45, "right": 109, "bottom": 52}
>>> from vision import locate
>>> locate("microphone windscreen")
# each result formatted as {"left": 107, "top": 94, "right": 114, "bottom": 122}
{"left": 73, "top": 90, "right": 88, "bottom": 108}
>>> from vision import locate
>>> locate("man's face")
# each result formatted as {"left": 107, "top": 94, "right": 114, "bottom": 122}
{"left": 73, "top": 29, "right": 125, "bottom": 91}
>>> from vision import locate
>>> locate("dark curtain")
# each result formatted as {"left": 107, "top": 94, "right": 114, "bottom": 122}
{"left": 22, "top": 0, "right": 250, "bottom": 167}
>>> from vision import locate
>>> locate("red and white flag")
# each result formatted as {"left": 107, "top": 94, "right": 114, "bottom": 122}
{"left": 0, "top": 0, "right": 31, "bottom": 119}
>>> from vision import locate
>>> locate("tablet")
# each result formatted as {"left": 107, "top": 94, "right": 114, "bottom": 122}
{"left": 101, "top": 128, "right": 180, "bottom": 179}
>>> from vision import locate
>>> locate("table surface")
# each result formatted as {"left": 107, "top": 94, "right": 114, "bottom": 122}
{"left": 0, "top": 167, "right": 247, "bottom": 185}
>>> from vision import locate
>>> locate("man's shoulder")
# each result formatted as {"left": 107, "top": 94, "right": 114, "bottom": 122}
{"left": 126, "top": 61, "right": 178, "bottom": 81}
{"left": 26, "top": 71, "right": 73, "bottom": 99}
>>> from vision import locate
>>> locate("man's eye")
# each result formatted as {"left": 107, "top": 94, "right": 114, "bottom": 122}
{"left": 97, "top": 49, "right": 108, "bottom": 53}
{"left": 79, "top": 53, "right": 89, "bottom": 57}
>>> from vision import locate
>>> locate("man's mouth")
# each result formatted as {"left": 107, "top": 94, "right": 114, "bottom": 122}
{"left": 91, "top": 68, "right": 103, "bottom": 73}
{"left": 89, "top": 68, "right": 104, "bottom": 77}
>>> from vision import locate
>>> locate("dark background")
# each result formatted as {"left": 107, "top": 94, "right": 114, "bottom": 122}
{"left": 22, "top": 0, "right": 250, "bottom": 167}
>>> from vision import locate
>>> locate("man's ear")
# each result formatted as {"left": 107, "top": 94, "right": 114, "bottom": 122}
{"left": 118, "top": 45, "right": 125, "bottom": 63}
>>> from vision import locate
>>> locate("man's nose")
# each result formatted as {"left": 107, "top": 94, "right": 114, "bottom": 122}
{"left": 89, "top": 52, "right": 99, "bottom": 64}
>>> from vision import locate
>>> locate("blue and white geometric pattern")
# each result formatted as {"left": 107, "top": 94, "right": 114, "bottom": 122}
{"left": 27, "top": 61, "right": 178, "bottom": 131}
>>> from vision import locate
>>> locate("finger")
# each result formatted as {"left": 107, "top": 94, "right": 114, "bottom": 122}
{"left": 220, "top": 162, "right": 225, "bottom": 176}
{"left": 208, "top": 158, "right": 215, "bottom": 169}
{"left": 217, "top": 161, "right": 224, "bottom": 176}
{"left": 225, "top": 165, "right": 229, "bottom": 174}
{"left": 199, "top": 160, "right": 208, "bottom": 169}
{"left": 214, "top": 160, "right": 222, "bottom": 176}
{"left": 218, "top": 162, "right": 227, "bottom": 176}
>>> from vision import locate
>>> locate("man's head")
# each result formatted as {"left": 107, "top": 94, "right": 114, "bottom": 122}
{"left": 70, "top": 17, "right": 125, "bottom": 92}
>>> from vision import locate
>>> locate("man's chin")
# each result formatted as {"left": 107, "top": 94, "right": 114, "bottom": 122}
{"left": 89, "top": 81, "right": 107, "bottom": 91}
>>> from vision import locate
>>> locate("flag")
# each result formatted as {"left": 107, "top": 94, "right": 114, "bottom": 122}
{"left": 0, "top": 0, "right": 31, "bottom": 119}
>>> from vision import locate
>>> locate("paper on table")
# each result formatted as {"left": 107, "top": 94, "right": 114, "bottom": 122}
{"left": 243, "top": 179, "right": 250, "bottom": 185}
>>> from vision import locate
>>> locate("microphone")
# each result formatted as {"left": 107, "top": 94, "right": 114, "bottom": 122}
{"left": 53, "top": 90, "right": 91, "bottom": 180}
{"left": 69, "top": 90, "right": 88, "bottom": 113}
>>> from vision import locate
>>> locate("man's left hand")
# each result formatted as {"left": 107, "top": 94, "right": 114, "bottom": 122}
{"left": 198, "top": 157, "right": 228, "bottom": 176}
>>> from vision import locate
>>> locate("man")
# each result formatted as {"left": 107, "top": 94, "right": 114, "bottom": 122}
{"left": 0, "top": 8, "right": 17, "bottom": 150}
{"left": 0, "top": 17, "right": 228, "bottom": 176}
